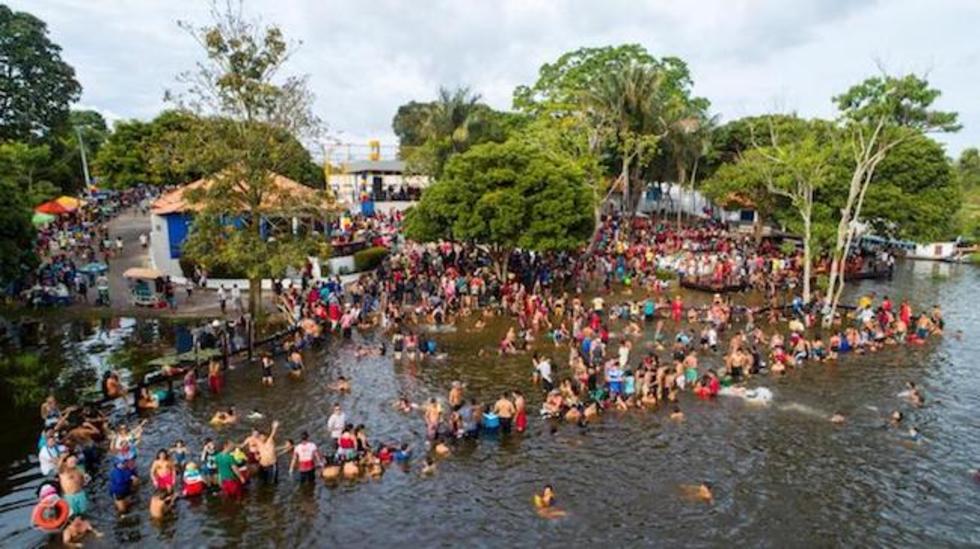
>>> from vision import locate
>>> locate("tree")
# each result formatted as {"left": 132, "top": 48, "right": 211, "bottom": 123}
{"left": 94, "top": 110, "right": 324, "bottom": 189}
{"left": 393, "top": 87, "right": 521, "bottom": 177}
{"left": 751, "top": 119, "right": 837, "bottom": 301}
{"left": 823, "top": 73, "right": 959, "bottom": 326}
{"left": 0, "top": 178, "right": 37, "bottom": 288}
{"left": 0, "top": 141, "right": 58, "bottom": 204}
{"left": 514, "top": 44, "right": 700, "bottom": 117}
{"left": 93, "top": 119, "right": 152, "bottom": 188}
{"left": 0, "top": 5, "right": 81, "bottom": 141}
{"left": 171, "top": 1, "right": 330, "bottom": 320}
{"left": 956, "top": 147, "right": 980, "bottom": 190}
{"left": 404, "top": 137, "right": 594, "bottom": 277}
{"left": 583, "top": 62, "right": 669, "bottom": 216}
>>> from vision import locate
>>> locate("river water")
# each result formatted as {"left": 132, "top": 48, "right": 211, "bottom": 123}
{"left": 1, "top": 260, "right": 978, "bottom": 547}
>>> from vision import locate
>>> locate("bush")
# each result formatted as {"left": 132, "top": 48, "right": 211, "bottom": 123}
{"left": 654, "top": 268, "right": 677, "bottom": 281}
{"left": 353, "top": 246, "right": 389, "bottom": 272}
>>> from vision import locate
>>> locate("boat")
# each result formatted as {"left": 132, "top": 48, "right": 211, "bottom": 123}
{"left": 679, "top": 278, "right": 747, "bottom": 293}
{"left": 843, "top": 269, "right": 893, "bottom": 282}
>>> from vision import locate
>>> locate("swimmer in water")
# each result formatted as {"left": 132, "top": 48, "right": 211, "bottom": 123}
{"left": 534, "top": 484, "right": 567, "bottom": 518}
{"left": 421, "top": 457, "right": 437, "bottom": 476}
{"left": 328, "top": 376, "right": 351, "bottom": 393}
{"left": 830, "top": 411, "right": 846, "bottom": 424}
{"left": 679, "top": 481, "right": 714, "bottom": 503}
{"left": 149, "top": 489, "right": 178, "bottom": 521}
{"left": 210, "top": 407, "right": 237, "bottom": 426}
{"left": 890, "top": 410, "right": 904, "bottom": 426}
{"left": 670, "top": 406, "right": 684, "bottom": 421}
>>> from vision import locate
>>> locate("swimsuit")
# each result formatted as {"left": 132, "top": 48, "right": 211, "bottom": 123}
{"left": 63, "top": 491, "right": 88, "bottom": 516}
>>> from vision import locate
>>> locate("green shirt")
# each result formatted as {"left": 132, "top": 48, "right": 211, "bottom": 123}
{"left": 215, "top": 451, "right": 238, "bottom": 482}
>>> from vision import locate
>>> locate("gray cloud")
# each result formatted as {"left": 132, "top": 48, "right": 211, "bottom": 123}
{"left": 6, "top": 0, "right": 976, "bottom": 158}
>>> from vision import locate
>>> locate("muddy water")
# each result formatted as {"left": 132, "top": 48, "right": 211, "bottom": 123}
{"left": 1, "top": 260, "right": 978, "bottom": 547}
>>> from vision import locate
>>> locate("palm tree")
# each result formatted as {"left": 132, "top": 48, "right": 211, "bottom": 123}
{"left": 422, "top": 86, "right": 484, "bottom": 153}
{"left": 662, "top": 105, "right": 717, "bottom": 227}
{"left": 583, "top": 63, "right": 669, "bottom": 216}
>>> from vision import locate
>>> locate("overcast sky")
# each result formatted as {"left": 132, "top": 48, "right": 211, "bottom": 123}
{"left": 10, "top": 0, "right": 980, "bottom": 161}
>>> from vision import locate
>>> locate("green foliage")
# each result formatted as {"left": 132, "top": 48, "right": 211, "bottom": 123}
{"left": 353, "top": 246, "right": 389, "bottom": 272}
{"left": 0, "top": 141, "right": 59, "bottom": 204}
{"left": 0, "top": 177, "right": 37, "bottom": 285}
{"left": 0, "top": 352, "right": 57, "bottom": 408}
{"left": 405, "top": 136, "right": 594, "bottom": 272}
{"left": 0, "top": 5, "right": 81, "bottom": 141}
{"left": 862, "top": 134, "right": 958, "bottom": 241}
{"left": 94, "top": 111, "right": 323, "bottom": 189}
{"left": 957, "top": 148, "right": 980, "bottom": 189}
{"left": 393, "top": 87, "right": 523, "bottom": 177}
{"left": 514, "top": 44, "right": 705, "bottom": 117}
{"left": 654, "top": 268, "right": 676, "bottom": 281}
{"left": 833, "top": 73, "right": 960, "bottom": 132}
{"left": 171, "top": 3, "right": 329, "bottom": 318}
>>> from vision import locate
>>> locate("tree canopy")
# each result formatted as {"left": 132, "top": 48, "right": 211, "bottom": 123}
{"left": 0, "top": 5, "right": 81, "bottom": 141}
{"left": 405, "top": 136, "right": 594, "bottom": 275}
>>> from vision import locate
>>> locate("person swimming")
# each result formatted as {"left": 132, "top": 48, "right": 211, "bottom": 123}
{"left": 534, "top": 484, "right": 567, "bottom": 518}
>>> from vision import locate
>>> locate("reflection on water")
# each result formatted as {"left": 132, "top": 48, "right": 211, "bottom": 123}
{"left": 1, "top": 261, "right": 979, "bottom": 547}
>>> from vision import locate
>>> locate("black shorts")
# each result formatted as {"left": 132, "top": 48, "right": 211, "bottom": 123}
{"left": 500, "top": 417, "right": 513, "bottom": 433}
{"left": 299, "top": 469, "right": 315, "bottom": 483}
{"left": 260, "top": 464, "right": 278, "bottom": 483}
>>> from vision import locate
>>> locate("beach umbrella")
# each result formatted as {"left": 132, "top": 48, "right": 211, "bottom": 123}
{"left": 35, "top": 200, "right": 72, "bottom": 215}
{"left": 78, "top": 262, "right": 108, "bottom": 275}
{"left": 32, "top": 212, "right": 56, "bottom": 226}
{"left": 55, "top": 196, "right": 86, "bottom": 211}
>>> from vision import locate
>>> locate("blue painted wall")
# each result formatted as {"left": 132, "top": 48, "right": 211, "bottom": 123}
{"left": 165, "top": 213, "right": 192, "bottom": 258}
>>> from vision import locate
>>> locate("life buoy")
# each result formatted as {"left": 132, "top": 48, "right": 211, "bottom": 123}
{"left": 31, "top": 496, "right": 69, "bottom": 532}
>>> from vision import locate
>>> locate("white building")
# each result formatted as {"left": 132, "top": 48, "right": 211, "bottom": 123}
{"left": 327, "top": 159, "right": 429, "bottom": 211}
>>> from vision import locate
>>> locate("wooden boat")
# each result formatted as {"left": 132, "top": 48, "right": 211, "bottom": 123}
{"left": 679, "top": 278, "right": 747, "bottom": 293}
{"left": 843, "top": 269, "right": 893, "bottom": 282}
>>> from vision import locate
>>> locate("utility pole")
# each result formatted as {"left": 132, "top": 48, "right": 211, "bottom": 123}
{"left": 75, "top": 126, "right": 92, "bottom": 189}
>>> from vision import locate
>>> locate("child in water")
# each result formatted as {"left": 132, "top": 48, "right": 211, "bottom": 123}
{"left": 534, "top": 485, "right": 567, "bottom": 518}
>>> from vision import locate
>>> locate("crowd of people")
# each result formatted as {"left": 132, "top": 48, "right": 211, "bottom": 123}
{"left": 15, "top": 187, "right": 157, "bottom": 309}
{"left": 28, "top": 212, "right": 946, "bottom": 543}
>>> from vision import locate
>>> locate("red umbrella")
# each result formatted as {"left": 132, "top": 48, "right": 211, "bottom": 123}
{"left": 35, "top": 200, "right": 72, "bottom": 215}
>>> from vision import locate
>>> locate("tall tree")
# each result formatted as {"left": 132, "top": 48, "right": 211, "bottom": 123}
{"left": 171, "top": 1, "right": 330, "bottom": 320}
{"left": 405, "top": 136, "right": 594, "bottom": 277}
{"left": 0, "top": 5, "right": 81, "bottom": 141}
{"left": 823, "top": 73, "right": 959, "bottom": 326}
{"left": 0, "top": 177, "right": 37, "bottom": 288}
{"left": 583, "top": 62, "right": 669, "bottom": 216}
{"left": 0, "top": 141, "right": 58, "bottom": 204}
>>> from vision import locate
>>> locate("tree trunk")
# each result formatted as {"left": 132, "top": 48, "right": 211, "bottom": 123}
{"left": 802, "top": 212, "right": 812, "bottom": 302}
{"left": 249, "top": 276, "right": 262, "bottom": 320}
{"left": 620, "top": 156, "right": 631, "bottom": 215}
{"left": 676, "top": 161, "right": 687, "bottom": 230}
{"left": 753, "top": 213, "right": 763, "bottom": 244}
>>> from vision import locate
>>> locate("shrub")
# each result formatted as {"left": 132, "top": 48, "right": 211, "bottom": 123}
{"left": 353, "top": 246, "right": 389, "bottom": 272}
{"left": 654, "top": 268, "right": 677, "bottom": 281}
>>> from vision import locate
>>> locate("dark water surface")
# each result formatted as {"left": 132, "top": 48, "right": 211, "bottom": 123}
{"left": 2, "top": 260, "right": 979, "bottom": 547}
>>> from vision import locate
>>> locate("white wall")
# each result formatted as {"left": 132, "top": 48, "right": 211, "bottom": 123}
{"left": 149, "top": 213, "right": 183, "bottom": 278}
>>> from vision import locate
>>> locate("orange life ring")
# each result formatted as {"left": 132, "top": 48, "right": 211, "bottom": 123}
{"left": 31, "top": 497, "right": 69, "bottom": 532}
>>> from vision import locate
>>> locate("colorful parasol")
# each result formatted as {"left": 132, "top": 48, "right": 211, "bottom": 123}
{"left": 31, "top": 212, "right": 56, "bottom": 226}
{"left": 35, "top": 200, "right": 72, "bottom": 215}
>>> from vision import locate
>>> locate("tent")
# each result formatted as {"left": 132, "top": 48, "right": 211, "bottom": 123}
{"left": 35, "top": 200, "right": 73, "bottom": 215}
{"left": 55, "top": 196, "right": 86, "bottom": 210}
{"left": 32, "top": 212, "right": 56, "bottom": 227}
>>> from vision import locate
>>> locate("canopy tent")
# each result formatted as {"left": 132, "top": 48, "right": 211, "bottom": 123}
{"left": 123, "top": 267, "right": 164, "bottom": 280}
{"left": 32, "top": 212, "right": 56, "bottom": 227}
{"left": 35, "top": 200, "right": 73, "bottom": 215}
{"left": 78, "top": 262, "right": 108, "bottom": 275}
{"left": 55, "top": 196, "right": 86, "bottom": 210}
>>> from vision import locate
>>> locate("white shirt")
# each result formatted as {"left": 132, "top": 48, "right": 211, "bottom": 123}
{"left": 38, "top": 444, "right": 64, "bottom": 476}
{"left": 535, "top": 359, "right": 553, "bottom": 383}
{"left": 327, "top": 412, "right": 346, "bottom": 439}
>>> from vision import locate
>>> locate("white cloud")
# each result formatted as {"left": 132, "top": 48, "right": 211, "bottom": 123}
{"left": 7, "top": 0, "right": 978, "bottom": 159}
